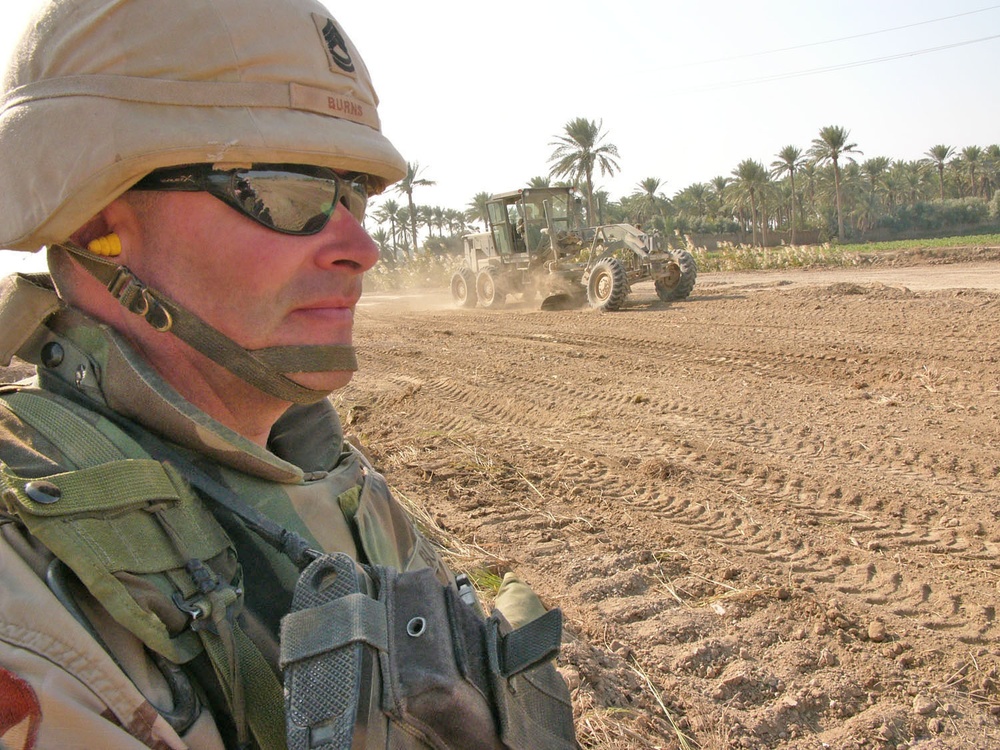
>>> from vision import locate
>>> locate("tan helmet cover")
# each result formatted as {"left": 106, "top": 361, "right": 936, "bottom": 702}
{"left": 0, "top": 0, "right": 406, "bottom": 251}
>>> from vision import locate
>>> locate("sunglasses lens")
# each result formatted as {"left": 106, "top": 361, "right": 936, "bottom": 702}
{"left": 133, "top": 165, "right": 370, "bottom": 235}
{"left": 230, "top": 170, "right": 368, "bottom": 234}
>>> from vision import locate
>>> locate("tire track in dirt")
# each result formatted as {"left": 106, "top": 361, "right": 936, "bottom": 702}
{"left": 349, "top": 277, "right": 1000, "bottom": 747}
{"left": 364, "top": 326, "right": 996, "bottom": 534}
{"left": 355, "top": 344, "right": 997, "bottom": 651}
{"left": 362, "top": 319, "right": 996, "bottom": 512}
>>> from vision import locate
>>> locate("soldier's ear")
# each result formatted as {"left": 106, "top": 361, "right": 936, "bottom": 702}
{"left": 69, "top": 215, "right": 112, "bottom": 249}
{"left": 89, "top": 195, "right": 146, "bottom": 262}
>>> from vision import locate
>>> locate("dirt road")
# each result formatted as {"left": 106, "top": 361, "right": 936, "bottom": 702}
{"left": 345, "top": 259, "right": 1000, "bottom": 749}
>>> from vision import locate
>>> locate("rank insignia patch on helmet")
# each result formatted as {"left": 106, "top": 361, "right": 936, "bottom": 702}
{"left": 314, "top": 14, "right": 357, "bottom": 75}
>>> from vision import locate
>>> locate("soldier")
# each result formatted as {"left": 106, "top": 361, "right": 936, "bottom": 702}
{"left": 0, "top": 1, "right": 576, "bottom": 749}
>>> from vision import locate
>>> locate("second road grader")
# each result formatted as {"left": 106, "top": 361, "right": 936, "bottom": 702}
{"left": 451, "top": 187, "right": 697, "bottom": 311}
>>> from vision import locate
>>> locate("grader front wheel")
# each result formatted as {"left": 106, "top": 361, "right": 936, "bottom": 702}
{"left": 655, "top": 250, "right": 698, "bottom": 302}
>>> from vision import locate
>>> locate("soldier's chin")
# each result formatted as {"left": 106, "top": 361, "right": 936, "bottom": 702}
{"left": 286, "top": 369, "right": 355, "bottom": 394}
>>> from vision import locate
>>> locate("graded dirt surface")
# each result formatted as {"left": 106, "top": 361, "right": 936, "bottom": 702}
{"left": 345, "top": 254, "right": 1000, "bottom": 749}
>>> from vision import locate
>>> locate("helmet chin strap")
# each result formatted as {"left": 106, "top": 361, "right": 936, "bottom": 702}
{"left": 52, "top": 243, "right": 357, "bottom": 404}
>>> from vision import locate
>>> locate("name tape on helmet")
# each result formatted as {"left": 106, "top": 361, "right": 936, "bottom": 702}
{"left": 289, "top": 83, "right": 376, "bottom": 129}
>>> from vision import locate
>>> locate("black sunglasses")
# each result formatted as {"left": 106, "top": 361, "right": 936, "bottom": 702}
{"left": 131, "top": 164, "right": 369, "bottom": 235}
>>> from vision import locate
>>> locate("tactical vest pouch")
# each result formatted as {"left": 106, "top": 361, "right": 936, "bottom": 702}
{"left": 0, "top": 457, "right": 239, "bottom": 664}
{"left": 281, "top": 552, "right": 577, "bottom": 750}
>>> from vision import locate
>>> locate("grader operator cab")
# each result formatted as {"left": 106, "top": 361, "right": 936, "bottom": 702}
{"left": 451, "top": 186, "right": 696, "bottom": 311}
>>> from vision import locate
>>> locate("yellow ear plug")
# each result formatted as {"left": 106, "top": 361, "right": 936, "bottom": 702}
{"left": 87, "top": 233, "right": 122, "bottom": 257}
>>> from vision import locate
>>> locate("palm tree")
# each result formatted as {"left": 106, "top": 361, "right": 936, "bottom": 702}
{"left": 839, "top": 161, "right": 866, "bottom": 235}
{"left": 861, "top": 156, "right": 890, "bottom": 188}
{"left": 548, "top": 117, "right": 620, "bottom": 226}
{"left": 466, "top": 191, "right": 491, "bottom": 233}
{"left": 923, "top": 144, "right": 954, "bottom": 202}
{"left": 673, "top": 183, "right": 710, "bottom": 232}
{"left": 859, "top": 157, "right": 891, "bottom": 232}
{"left": 708, "top": 176, "right": 729, "bottom": 223}
{"left": 770, "top": 146, "right": 806, "bottom": 244}
{"left": 730, "top": 159, "right": 770, "bottom": 247}
{"left": 808, "top": 126, "right": 862, "bottom": 242}
{"left": 984, "top": 144, "right": 1000, "bottom": 200}
{"left": 431, "top": 206, "right": 446, "bottom": 237}
{"left": 634, "top": 177, "right": 670, "bottom": 232}
{"left": 396, "top": 206, "right": 412, "bottom": 253}
{"left": 417, "top": 205, "right": 435, "bottom": 245}
{"left": 527, "top": 176, "right": 551, "bottom": 188}
{"left": 616, "top": 193, "right": 643, "bottom": 225}
{"left": 369, "top": 227, "right": 394, "bottom": 266}
{"left": 444, "top": 208, "right": 465, "bottom": 236}
{"left": 799, "top": 162, "right": 818, "bottom": 218}
{"left": 887, "top": 160, "right": 925, "bottom": 208}
{"left": 372, "top": 198, "right": 403, "bottom": 262}
{"left": 960, "top": 145, "right": 983, "bottom": 198}
{"left": 710, "top": 176, "right": 729, "bottom": 195}
{"left": 592, "top": 189, "right": 611, "bottom": 225}
{"left": 394, "top": 161, "right": 435, "bottom": 256}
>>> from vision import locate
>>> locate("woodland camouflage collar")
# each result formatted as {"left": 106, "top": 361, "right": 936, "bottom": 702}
{"left": 2, "top": 273, "right": 345, "bottom": 483}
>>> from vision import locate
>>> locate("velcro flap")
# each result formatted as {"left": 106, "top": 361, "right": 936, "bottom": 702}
{"left": 499, "top": 608, "right": 563, "bottom": 678}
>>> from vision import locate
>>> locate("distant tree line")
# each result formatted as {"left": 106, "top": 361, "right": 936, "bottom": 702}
{"left": 366, "top": 121, "right": 1000, "bottom": 260}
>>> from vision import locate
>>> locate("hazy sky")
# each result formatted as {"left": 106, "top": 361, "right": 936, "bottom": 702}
{"left": 2, "top": 0, "right": 998, "bottom": 274}
{"left": 338, "top": 0, "right": 999, "bottom": 208}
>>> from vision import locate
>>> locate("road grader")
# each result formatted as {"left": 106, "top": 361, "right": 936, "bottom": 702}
{"left": 451, "top": 186, "right": 696, "bottom": 311}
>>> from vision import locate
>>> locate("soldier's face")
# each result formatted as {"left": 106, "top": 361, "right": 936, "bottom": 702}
{"left": 121, "top": 189, "right": 379, "bottom": 393}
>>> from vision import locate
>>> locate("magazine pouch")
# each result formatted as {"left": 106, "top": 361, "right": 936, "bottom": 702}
{"left": 280, "top": 552, "right": 577, "bottom": 749}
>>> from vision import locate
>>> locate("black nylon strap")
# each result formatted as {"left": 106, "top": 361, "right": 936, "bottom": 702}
{"left": 158, "top": 455, "right": 321, "bottom": 570}
{"left": 279, "top": 593, "right": 387, "bottom": 666}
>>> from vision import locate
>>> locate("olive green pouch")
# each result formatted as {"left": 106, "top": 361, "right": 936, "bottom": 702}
{"left": 0, "top": 456, "right": 238, "bottom": 663}
{"left": 0, "top": 385, "right": 241, "bottom": 664}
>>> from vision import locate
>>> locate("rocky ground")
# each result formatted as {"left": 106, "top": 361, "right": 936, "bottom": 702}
{"left": 342, "top": 249, "right": 1000, "bottom": 749}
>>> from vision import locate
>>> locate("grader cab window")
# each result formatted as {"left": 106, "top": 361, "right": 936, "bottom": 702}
{"left": 518, "top": 200, "right": 545, "bottom": 254}
{"left": 487, "top": 201, "right": 514, "bottom": 256}
{"left": 546, "top": 193, "right": 571, "bottom": 232}
{"left": 518, "top": 191, "right": 571, "bottom": 255}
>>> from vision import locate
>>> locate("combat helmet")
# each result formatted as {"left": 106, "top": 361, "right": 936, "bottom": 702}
{"left": 0, "top": 0, "right": 405, "bottom": 251}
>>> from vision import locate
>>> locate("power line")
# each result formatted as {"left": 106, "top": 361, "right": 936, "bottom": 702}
{"left": 684, "top": 33, "right": 1000, "bottom": 93}
{"left": 678, "top": 4, "right": 1000, "bottom": 67}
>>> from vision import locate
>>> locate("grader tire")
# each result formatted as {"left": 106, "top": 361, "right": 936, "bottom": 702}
{"left": 451, "top": 268, "right": 477, "bottom": 307}
{"left": 587, "top": 257, "right": 628, "bottom": 312}
{"left": 476, "top": 267, "right": 506, "bottom": 308}
{"left": 655, "top": 249, "right": 697, "bottom": 301}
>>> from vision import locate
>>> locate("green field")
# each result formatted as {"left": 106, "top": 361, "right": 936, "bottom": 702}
{"left": 691, "top": 233, "right": 1000, "bottom": 272}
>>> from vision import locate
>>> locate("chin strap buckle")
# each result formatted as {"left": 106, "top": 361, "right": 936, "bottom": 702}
{"left": 107, "top": 266, "right": 174, "bottom": 332}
